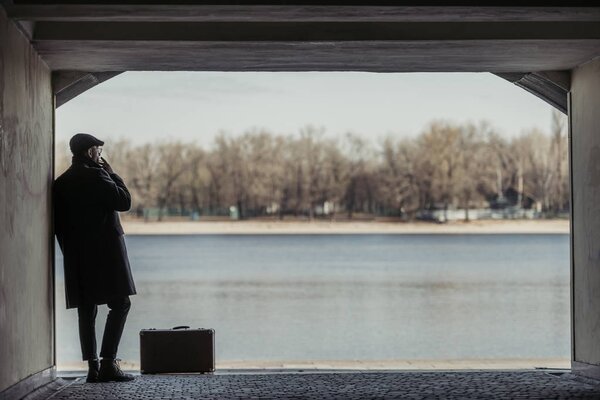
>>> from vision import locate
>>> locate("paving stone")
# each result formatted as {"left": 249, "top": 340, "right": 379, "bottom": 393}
{"left": 30, "top": 371, "right": 600, "bottom": 400}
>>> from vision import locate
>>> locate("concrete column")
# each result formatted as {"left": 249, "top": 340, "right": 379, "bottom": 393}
{"left": 571, "top": 58, "right": 600, "bottom": 378}
{"left": 0, "top": 6, "right": 55, "bottom": 397}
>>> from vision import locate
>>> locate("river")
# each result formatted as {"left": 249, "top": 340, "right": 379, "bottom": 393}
{"left": 55, "top": 234, "right": 570, "bottom": 368}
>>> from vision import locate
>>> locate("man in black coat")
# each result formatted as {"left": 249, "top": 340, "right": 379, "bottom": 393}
{"left": 54, "top": 133, "right": 136, "bottom": 383}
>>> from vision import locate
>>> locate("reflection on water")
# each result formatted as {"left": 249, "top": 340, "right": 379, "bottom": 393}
{"left": 55, "top": 234, "right": 569, "bottom": 366}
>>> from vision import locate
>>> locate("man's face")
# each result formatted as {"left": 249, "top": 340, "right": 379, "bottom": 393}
{"left": 87, "top": 146, "right": 102, "bottom": 163}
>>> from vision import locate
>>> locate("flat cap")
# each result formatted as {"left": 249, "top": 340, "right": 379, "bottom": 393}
{"left": 69, "top": 133, "right": 104, "bottom": 155}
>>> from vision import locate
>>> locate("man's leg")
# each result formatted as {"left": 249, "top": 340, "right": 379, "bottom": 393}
{"left": 77, "top": 302, "right": 98, "bottom": 361}
{"left": 99, "top": 296, "right": 131, "bottom": 360}
{"left": 98, "top": 296, "right": 134, "bottom": 382}
{"left": 77, "top": 302, "right": 100, "bottom": 382}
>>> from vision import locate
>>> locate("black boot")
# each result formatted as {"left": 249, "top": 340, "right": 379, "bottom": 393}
{"left": 98, "top": 358, "right": 135, "bottom": 382}
{"left": 86, "top": 359, "right": 100, "bottom": 383}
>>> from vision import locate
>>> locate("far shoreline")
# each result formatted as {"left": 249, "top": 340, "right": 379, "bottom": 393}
{"left": 121, "top": 218, "right": 569, "bottom": 235}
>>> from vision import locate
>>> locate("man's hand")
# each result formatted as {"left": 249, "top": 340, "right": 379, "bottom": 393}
{"left": 100, "top": 157, "right": 115, "bottom": 174}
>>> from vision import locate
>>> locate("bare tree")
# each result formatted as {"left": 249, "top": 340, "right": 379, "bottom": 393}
{"left": 341, "top": 132, "right": 376, "bottom": 218}
{"left": 418, "top": 121, "right": 464, "bottom": 221}
{"left": 549, "top": 109, "right": 568, "bottom": 212}
{"left": 76, "top": 113, "right": 568, "bottom": 222}
{"left": 377, "top": 137, "right": 420, "bottom": 218}
{"left": 125, "top": 143, "right": 159, "bottom": 220}
{"left": 154, "top": 141, "right": 188, "bottom": 221}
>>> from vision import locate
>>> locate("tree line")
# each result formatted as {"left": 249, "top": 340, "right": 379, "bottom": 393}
{"left": 55, "top": 111, "right": 568, "bottom": 221}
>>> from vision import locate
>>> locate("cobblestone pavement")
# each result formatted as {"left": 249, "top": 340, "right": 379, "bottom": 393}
{"left": 37, "top": 371, "right": 600, "bottom": 400}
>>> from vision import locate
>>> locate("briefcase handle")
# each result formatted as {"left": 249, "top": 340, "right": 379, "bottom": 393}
{"left": 172, "top": 325, "right": 190, "bottom": 330}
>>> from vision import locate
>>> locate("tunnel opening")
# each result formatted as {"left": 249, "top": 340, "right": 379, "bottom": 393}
{"left": 53, "top": 71, "right": 571, "bottom": 372}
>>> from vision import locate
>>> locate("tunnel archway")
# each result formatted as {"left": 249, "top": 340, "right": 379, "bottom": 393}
{"left": 1, "top": 3, "right": 599, "bottom": 398}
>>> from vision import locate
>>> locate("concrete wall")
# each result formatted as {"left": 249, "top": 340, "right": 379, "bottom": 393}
{"left": 571, "top": 57, "right": 600, "bottom": 377}
{"left": 0, "top": 7, "right": 55, "bottom": 395}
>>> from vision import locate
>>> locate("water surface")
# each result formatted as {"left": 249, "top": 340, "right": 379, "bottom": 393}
{"left": 55, "top": 234, "right": 570, "bottom": 366}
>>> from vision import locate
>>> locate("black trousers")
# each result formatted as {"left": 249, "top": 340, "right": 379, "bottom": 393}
{"left": 77, "top": 296, "right": 131, "bottom": 361}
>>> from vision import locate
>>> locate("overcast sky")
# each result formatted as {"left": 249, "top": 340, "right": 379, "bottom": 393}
{"left": 56, "top": 71, "right": 558, "bottom": 151}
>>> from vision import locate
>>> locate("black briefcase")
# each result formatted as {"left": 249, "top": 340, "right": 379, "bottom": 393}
{"left": 140, "top": 326, "right": 215, "bottom": 374}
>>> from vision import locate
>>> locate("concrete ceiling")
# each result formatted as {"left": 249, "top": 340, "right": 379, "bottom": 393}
{"left": 4, "top": 3, "right": 599, "bottom": 73}
{"left": 3, "top": 2, "right": 599, "bottom": 112}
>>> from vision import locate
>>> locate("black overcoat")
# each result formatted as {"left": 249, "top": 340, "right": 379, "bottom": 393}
{"left": 53, "top": 158, "right": 136, "bottom": 309}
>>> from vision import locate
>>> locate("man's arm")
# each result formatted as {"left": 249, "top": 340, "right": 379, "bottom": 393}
{"left": 107, "top": 172, "right": 132, "bottom": 212}
{"left": 95, "top": 166, "right": 132, "bottom": 212}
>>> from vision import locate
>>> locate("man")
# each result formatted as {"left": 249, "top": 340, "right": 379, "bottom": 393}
{"left": 54, "top": 133, "right": 136, "bottom": 383}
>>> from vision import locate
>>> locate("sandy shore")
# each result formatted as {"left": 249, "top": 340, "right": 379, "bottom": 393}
{"left": 121, "top": 219, "right": 569, "bottom": 235}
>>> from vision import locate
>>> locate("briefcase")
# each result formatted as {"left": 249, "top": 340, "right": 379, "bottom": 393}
{"left": 140, "top": 326, "right": 215, "bottom": 374}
